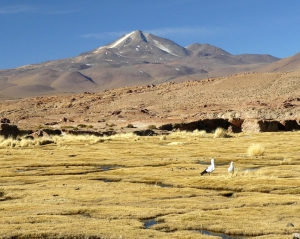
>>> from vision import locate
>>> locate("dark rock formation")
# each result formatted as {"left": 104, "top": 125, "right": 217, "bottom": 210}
{"left": 160, "top": 119, "right": 231, "bottom": 132}
{"left": 241, "top": 119, "right": 280, "bottom": 133}
{"left": 278, "top": 120, "right": 300, "bottom": 131}
{"left": 133, "top": 129, "right": 156, "bottom": 136}
{"left": 159, "top": 118, "right": 300, "bottom": 133}
{"left": 0, "top": 124, "right": 19, "bottom": 139}
{"left": 0, "top": 118, "right": 10, "bottom": 124}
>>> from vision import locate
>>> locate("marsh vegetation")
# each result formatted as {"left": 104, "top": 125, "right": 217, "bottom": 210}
{"left": 0, "top": 131, "right": 300, "bottom": 238}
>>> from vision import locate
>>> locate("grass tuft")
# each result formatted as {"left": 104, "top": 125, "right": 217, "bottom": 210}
{"left": 36, "top": 139, "right": 55, "bottom": 146}
{"left": 160, "top": 135, "right": 167, "bottom": 140}
{"left": 213, "top": 127, "right": 228, "bottom": 138}
{"left": 169, "top": 130, "right": 206, "bottom": 138}
{"left": 0, "top": 188, "right": 4, "bottom": 197}
{"left": 20, "top": 139, "right": 35, "bottom": 147}
{"left": 247, "top": 143, "right": 265, "bottom": 156}
{"left": 148, "top": 125, "right": 157, "bottom": 130}
{"left": 0, "top": 136, "right": 5, "bottom": 143}
{"left": 0, "top": 138, "right": 18, "bottom": 148}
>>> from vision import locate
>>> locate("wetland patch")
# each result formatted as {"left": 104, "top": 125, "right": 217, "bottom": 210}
{"left": 198, "top": 230, "right": 249, "bottom": 239}
{"left": 144, "top": 219, "right": 158, "bottom": 229}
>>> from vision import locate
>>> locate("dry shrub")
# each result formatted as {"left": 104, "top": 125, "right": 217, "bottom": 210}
{"left": 126, "top": 124, "right": 134, "bottom": 128}
{"left": 160, "top": 135, "right": 167, "bottom": 140}
{"left": 19, "top": 138, "right": 55, "bottom": 147}
{"left": 148, "top": 125, "right": 157, "bottom": 130}
{"left": 20, "top": 139, "right": 35, "bottom": 147}
{"left": 213, "top": 127, "right": 228, "bottom": 138}
{"left": 36, "top": 139, "right": 55, "bottom": 146}
{"left": 193, "top": 129, "right": 206, "bottom": 137}
{"left": 0, "top": 136, "right": 5, "bottom": 143}
{"left": 54, "top": 134, "right": 105, "bottom": 145}
{"left": 247, "top": 143, "right": 265, "bottom": 156}
{"left": 170, "top": 130, "right": 206, "bottom": 138}
{"left": 0, "top": 138, "right": 18, "bottom": 148}
{"left": 53, "top": 134, "right": 142, "bottom": 145}
{"left": 169, "top": 131, "right": 187, "bottom": 138}
{"left": 109, "top": 133, "right": 139, "bottom": 140}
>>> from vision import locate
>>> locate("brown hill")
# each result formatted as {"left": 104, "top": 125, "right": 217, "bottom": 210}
{"left": 12, "top": 69, "right": 61, "bottom": 86}
{"left": 258, "top": 52, "right": 300, "bottom": 72}
{"left": 50, "top": 71, "right": 96, "bottom": 93}
{"left": 0, "top": 71, "right": 299, "bottom": 132}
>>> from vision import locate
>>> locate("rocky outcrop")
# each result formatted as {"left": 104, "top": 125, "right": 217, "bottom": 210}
{"left": 278, "top": 120, "right": 300, "bottom": 131}
{"left": 159, "top": 119, "right": 230, "bottom": 132}
{"left": 228, "top": 118, "right": 244, "bottom": 128}
{"left": 0, "top": 118, "right": 10, "bottom": 124}
{"left": 133, "top": 129, "right": 156, "bottom": 136}
{"left": 159, "top": 118, "right": 299, "bottom": 133}
{"left": 1, "top": 117, "right": 299, "bottom": 139}
{"left": 43, "top": 129, "right": 65, "bottom": 136}
{"left": 23, "top": 129, "right": 50, "bottom": 139}
{"left": 0, "top": 123, "right": 19, "bottom": 139}
{"left": 241, "top": 119, "right": 279, "bottom": 133}
{"left": 65, "top": 129, "right": 116, "bottom": 137}
{"left": 241, "top": 119, "right": 300, "bottom": 133}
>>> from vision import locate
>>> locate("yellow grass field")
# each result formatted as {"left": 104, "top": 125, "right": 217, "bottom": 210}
{"left": 0, "top": 131, "right": 300, "bottom": 239}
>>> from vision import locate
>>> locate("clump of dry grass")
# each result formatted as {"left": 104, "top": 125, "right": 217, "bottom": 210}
{"left": 20, "top": 138, "right": 35, "bottom": 147}
{"left": 53, "top": 133, "right": 139, "bottom": 146}
{"left": 53, "top": 134, "right": 103, "bottom": 145}
{"left": 0, "top": 138, "right": 19, "bottom": 148}
{"left": 108, "top": 132, "right": 140, "bottom": 140}
{"left": 213, "top": 127, "right": 228, "bottom": 138}
{"left": 170, "top": 130, "right": 206, "bottom": 138}
{"left": 19, "top": 138, "right": 55, "bottom": 147}
{"left": 192, "top": 129, "right": 206, "bottom": 137}
{"left": 0, "top": 136, "right": 5, "bottom": 143}
{"left": 0, "top": 188, "right": 4, "bottom": 197}
{"left": 160, "top": 135, "right": 167, "bottom": 140}
{"left": 247, "top": 143, "right": 265, "bottom": 156}
{"left": 36, "top": 139, "right": 55, "bottom": 146}
{"left": 147, "top": 124, "right": 157, "bottom": 130}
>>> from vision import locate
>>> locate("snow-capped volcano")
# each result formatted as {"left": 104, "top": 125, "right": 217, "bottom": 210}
{"left": 0, "top": 30, "right": 281, "bottom": 98}
{"left": 83, "top": 30, "right": 190, "bottom": 63}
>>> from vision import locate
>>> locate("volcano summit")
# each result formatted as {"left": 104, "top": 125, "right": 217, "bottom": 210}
{"left": 0, "top": 30, "right": 280, "bottom": 98}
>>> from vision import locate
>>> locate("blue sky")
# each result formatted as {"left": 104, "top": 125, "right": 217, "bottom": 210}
{"left": 1, "top": 0, "right": 300, "bottom": 69}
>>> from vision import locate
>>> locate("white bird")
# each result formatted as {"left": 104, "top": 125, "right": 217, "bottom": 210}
{"left": 228, "top": 161, "right": 234, "bottom": 176}
{"left": 200, "top": 158, "right": 215, "bottom": 176}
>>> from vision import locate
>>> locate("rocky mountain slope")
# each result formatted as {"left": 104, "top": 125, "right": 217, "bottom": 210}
{"left": 0, "top": 30, "right": 280, "bottom": 99}
{"left": 0, "top": 70, "right": 299, "bottom": 133}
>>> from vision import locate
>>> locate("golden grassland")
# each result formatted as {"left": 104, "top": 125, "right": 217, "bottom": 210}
{"left": 0, "top": 130, "right": 300, "bottom": 239}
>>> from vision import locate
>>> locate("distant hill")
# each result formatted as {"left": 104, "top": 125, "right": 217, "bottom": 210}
{"left": 0, "top": 30, "right": 282, "bottom": 98}
{"left": 258, "top": 52, "right": 300, "bottom": 72}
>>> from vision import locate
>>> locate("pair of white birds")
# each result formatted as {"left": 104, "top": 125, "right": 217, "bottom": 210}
{"left": 200, "top": 158, "right": 234, "bottom": 176}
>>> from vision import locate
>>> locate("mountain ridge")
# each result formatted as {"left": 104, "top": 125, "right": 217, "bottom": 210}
{"left": 2, "top": 29, "right": 299, "bottom": 99}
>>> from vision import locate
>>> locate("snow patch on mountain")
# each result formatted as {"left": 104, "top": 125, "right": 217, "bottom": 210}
{"left": 152, "top": 40, "right": 180, "bottom": 57}
{"left": 92, "top": 31, "right": 136, "bottom": 54}
{"left": 108, "top": 32, "right": 134, "bottom": 48}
